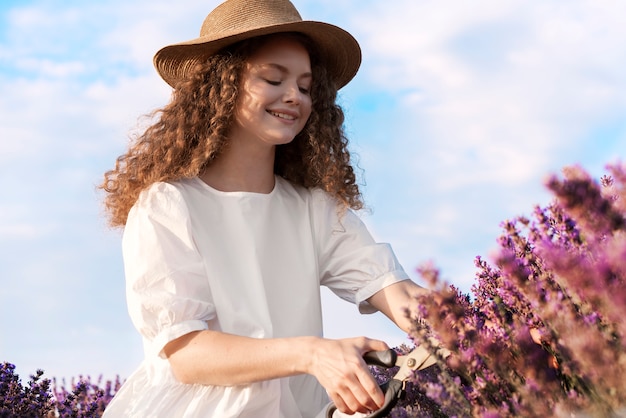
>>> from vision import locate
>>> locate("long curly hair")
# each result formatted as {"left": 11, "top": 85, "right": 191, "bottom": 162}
{"left": 100, "top": 33, "right": 363, "bottom": 227}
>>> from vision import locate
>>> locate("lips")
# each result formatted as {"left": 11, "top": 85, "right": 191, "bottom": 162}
{"left": 267, "top": 110, "right": 297, "bottom": 121}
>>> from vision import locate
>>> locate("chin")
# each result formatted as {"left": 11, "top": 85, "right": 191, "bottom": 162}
{"left": 272, "top": 136, "right": 298, "bottom": 146}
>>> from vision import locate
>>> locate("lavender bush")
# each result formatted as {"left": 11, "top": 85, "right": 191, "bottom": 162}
{"left": 383, "top": 163, "right": 626, "bottom": 417}
{"left": 3, "top": 163, "right": 624, "bottom": 417}
{"left": 0, "top": 363, "right": 121, "bottom": 417}
{"left": 0, "top": 363, "right": 51, "bottom": 417}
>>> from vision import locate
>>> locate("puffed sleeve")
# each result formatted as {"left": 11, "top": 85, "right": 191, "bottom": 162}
{"left": 122, "top": 182, "right": 215, "bottom": 358}
{"left": 312, "top": 190, "right": 410, "bottom": 314}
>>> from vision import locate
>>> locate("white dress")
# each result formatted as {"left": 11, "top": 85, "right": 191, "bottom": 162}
{"left": 103, "top": 176, "right": 409, "bottom": 418}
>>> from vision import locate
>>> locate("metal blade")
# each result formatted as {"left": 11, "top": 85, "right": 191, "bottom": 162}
{"left": 393, "top": 344, "right": 451, "bottom": 381}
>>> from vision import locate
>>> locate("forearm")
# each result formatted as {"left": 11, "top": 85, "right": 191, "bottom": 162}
{"left": 163, "top": 330, "right": 316, "bottom": 386}
{"left": 163, "top": 329, "right": 389, "bottom": 414}
{"left": 367, "top": 279, "right": 429, "bottom": 333}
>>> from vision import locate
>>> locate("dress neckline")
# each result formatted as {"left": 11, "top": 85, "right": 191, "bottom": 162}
{"left": 193, "top": 175, "right": 280, "bottom": 198}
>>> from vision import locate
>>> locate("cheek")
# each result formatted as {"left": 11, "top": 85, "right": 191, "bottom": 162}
{"left": 245, "top": 80, "right": 275, "bottom": 104}
{"left": 302, "top": 98, "right": 313, "bottom": 122}
{"left": 237, "top": 80, "right": 265, "bottom": 109}
{"left": 233, "top": 94, "right": 251, "bottom": 126}
{"left": 234, "top": 88, "right": 264, "bottom": 124}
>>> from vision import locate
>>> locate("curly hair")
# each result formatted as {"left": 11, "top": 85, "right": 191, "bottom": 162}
{"left": 100, "top": 33, "right": 363, "bottom": 227}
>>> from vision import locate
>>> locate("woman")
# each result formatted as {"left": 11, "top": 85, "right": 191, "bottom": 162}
{"left": 100, "top": 0, "right": 428, "bottom": 416}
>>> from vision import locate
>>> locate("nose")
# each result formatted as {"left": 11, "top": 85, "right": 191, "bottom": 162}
{"left": 283, "top": 81, "right": 302, "bottom": 104}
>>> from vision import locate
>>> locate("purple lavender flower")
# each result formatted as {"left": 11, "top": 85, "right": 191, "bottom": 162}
{"left": 385, "top": 163, "right": 626, "bottom": 417}
{"left": 0, "top": 363, "right": 121, "bottom": 418}
{"left": 0, "top": 363, "right": 52, "bottom": 417}
{"left": 3, "top": 162, "right": 625, "bottom": 417}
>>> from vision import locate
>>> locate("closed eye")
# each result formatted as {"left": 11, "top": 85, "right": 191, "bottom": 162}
{"left": 264, "top": 78, "right": 309, "bottom": 94}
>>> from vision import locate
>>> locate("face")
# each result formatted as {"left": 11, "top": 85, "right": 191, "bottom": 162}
{"left": 230, "top": 36, "right": 313, "bottom": 149}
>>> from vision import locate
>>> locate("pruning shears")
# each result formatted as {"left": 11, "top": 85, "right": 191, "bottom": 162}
{"left": 324, "top": 344, "right": 450, "bottom": 418}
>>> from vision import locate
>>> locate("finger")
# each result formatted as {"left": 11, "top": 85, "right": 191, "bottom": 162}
{"left": 355, "top": 366, "right": 385, "bottom": 409}
{"left": 348, "top": 388, "right": 381, "bottom": 413}
{"left": 331, "top": 384, "right": 363, "bottom": 415}
{"left": 329, "top": 392, "right": 349, "bottom": 415}
{"left": 334, "top": 367, "right": 383, "bottom": 413}
{"left": 359, "top": 337, "right": 390, "bottom": 353}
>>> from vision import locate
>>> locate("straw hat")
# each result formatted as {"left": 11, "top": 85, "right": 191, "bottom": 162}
{"left": 154, "top": 0, "right": 362, "bottom": 90}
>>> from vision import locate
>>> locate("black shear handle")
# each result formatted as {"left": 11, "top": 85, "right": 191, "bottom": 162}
{"left": 363, "top": 349, "right": 397, "bottom": 368}
{"left": 363, "top": 378, "right": 404, "bottom": 418}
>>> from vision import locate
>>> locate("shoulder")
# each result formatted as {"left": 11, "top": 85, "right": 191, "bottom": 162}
{"left": 130, "top": 180, "right": 194, "bottom": 227}
{"left": 275, "top": 176, "right": 309, "bottom": 199}
{"left": 135, "top": 181, "right": 185, "bottom": 209}
{"left": 276, "top": 178, "right": 365, "bottom": 230}
{"left": 296, "top": 184, "right": 364, "bottom": 234}
{"left": 275, "top": 176, "right": 343, "bottom": 212}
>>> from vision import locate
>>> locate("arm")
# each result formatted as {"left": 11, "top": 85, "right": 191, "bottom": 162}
{"left": 366, "top": 279, "right": 429, "bottom": 333}
{"left": 163, "top": 330, "right": 389, "bottom": 415}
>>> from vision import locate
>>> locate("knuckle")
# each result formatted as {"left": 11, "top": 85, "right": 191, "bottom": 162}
{"left": 364, "top": 379, "right": 379, "bottom": 393}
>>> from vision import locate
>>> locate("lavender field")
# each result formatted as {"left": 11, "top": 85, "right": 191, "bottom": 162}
{"left": 2, "top": 163, "right": 625, "bottom": 417}
{"left": 386, "top": 163, "right": 626, "bottom": 417}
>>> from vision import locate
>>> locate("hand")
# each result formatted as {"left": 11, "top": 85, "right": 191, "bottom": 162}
{"left": 307, "top": 337, "right": 389, "bottom": 415}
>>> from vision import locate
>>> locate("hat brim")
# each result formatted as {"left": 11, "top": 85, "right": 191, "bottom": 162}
{"left": 154, "top": 20, "right": 361, "bottom": 89}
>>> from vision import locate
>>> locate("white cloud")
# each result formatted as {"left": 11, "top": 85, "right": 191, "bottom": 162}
{"left": 0, "top": 222, "right": 52, "bottom": 240}
{"left": 1, "top": 0, "right": 624, "bottom": 382}
{"left": 14, "top": 58, "right": 86, "bottom": 77}
{"left": 338, "top": 1, "right": 626, "bottom": 295}
{"left": 350, "top": 0, "right": 626, "bottom": 191}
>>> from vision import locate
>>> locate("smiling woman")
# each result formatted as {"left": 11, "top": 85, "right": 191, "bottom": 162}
{"left": 200, "top": 36, "right": 314, "bottom": 193}
{"left": 207, "top": 36, "right": 313, "bottom": 176}
{"left": 97, "top": 0, "right": 427, "bottom": 417}
{"left": 1, "top": 0, "right": 626, "bottom": 411}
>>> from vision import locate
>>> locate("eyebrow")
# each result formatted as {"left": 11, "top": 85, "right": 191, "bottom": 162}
{"left": 261, "top": 63, "right": 312, "bottom": 79}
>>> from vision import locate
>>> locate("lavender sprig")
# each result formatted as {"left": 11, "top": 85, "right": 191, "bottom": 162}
{"left": 383, "top": 162, "right": 626, "bottom": 417}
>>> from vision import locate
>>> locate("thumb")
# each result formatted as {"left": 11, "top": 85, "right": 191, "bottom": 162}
{"left": 362, "top": 338, "right": 390, "bottom": 353}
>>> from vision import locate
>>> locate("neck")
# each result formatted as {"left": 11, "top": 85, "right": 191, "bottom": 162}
{"left": 200, "top": 138, "right": 276, "bottom": 194}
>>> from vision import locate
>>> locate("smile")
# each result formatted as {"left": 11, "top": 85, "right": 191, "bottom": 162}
{"left": 268, "top": 110, "right": 296, "bottom": 121}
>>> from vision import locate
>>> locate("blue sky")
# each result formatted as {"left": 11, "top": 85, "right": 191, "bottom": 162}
{"left": 1, "top": 0, "right": 624, "bottom": 383}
